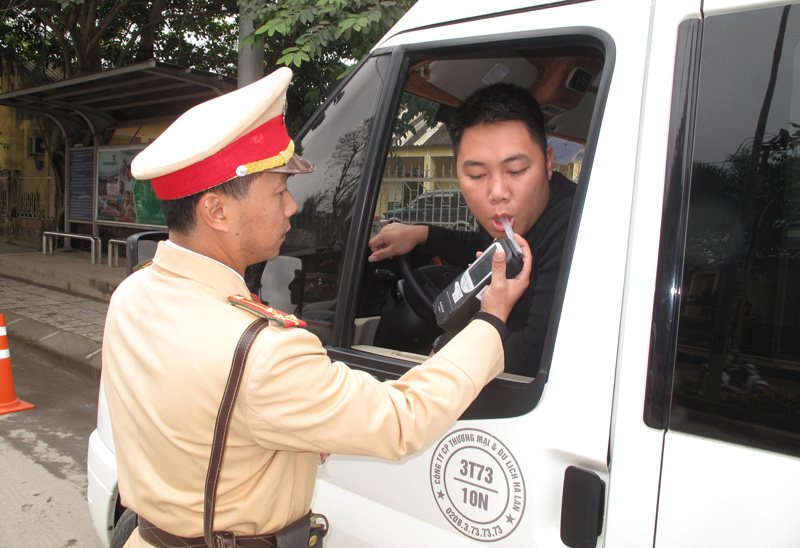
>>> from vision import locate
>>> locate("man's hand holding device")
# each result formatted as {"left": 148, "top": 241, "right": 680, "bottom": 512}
{"left": 434, "top": 218, "right": 532, "bottom": 332}
{"left": 477, "top": 232, "right": 531, "bottom": 322}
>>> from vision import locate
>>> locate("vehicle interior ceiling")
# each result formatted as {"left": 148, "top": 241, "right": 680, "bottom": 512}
{"left": 404, "top": 47, "right": 603, "bottom": 144}
{"left": 355, "top": 45, "right": 604, "bottom": 363}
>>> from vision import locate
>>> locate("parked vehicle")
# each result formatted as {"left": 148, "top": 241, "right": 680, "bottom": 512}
{"left": 381, "top": 189, "right": 475, "bottom": 230}
{"left": 89, "top": 0, "right": 800, "bottom": 546}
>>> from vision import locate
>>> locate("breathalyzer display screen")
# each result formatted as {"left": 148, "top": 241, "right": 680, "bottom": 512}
{"left": 435, "top": 238, "right": 522, "bottom": 333}
{"left": 468, "top": 245, "right": 497, "bottom": 286}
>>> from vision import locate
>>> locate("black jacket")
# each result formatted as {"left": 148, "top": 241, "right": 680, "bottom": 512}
{"left": 423, "top": 171, "right": 575, "bottom": 375}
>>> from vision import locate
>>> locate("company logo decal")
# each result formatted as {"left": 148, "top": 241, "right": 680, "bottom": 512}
{"left": 430, "top": 428, "right": 525, "bottom": 541}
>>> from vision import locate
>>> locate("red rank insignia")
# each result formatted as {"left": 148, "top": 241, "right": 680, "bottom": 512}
{"left": 227, "top": 295, "right": 307, "bottom": 327}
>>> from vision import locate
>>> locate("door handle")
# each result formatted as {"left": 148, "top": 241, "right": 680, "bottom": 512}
{"left": 560, "top": 466, "right": 605, "bottom": 548}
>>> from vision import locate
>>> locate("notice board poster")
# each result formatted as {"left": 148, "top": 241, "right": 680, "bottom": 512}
{"left": 68, "top": 149, "right": 95, "bottom": 222}
{"left": 97, "top": 148, "right": 165, "bottom": 226}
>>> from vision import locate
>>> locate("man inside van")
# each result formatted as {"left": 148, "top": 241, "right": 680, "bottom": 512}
{"left": 102, "top": 67, "right": 532, "bottom": 547}
{"left": 368, "top": 83, "right": 575, "bottom": 376}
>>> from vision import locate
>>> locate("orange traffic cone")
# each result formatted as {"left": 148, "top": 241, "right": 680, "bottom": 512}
{"left": 0, "top": 314, "right": 35, "bottom": 415}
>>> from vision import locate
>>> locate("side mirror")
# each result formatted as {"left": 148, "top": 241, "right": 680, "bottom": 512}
{"left": 125, "top": 231, "right": 168, "bottom": 277}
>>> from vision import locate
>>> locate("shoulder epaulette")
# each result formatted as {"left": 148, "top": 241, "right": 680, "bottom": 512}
{"left": 228, "top": 294, "right": 307, "bottom": 327}
{"left": 133, "top": 259, "right": 154, "bottom": 272}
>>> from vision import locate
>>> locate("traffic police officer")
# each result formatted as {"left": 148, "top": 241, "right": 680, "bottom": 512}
{"left": 102, "top": 67, "right": 531, "bottom": 547}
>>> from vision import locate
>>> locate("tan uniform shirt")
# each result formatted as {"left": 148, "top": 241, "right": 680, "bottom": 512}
{"left": 102, "top": 242, "right": 504, "bottom": 546}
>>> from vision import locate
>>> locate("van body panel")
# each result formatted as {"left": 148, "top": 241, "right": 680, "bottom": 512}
{"left": 703, "top": 0, "right": 794, "bottom": 14}
{"left": 653, "top": 1, "right": 800, "bottom": 545}
{"left": 604, "top": 0, "right": 701, "bottom": 546}
{"left": 377, "top": 2, "right": 611, "bottom": 52}
{"left": 656, "top": 432, "right": 800, "bottom": 547}
{"left": 87, "top": 429, "right": 117, "bottom": 546}
{"left": 375, "top": 0, "right": 592, "bottom": 50}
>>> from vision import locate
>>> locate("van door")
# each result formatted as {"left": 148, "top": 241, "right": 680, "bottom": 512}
{"left": 646, "top": 3, "right": 800, "bottom": 546}
{"left": 247, "top": 1, "right": 679, "bottom": 546}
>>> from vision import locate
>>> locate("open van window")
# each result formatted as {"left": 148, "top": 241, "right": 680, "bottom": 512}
{"left": 247, "top": 38, "right": 607, "bottom": 418}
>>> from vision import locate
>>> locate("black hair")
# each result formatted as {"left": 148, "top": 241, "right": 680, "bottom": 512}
{"left": 448, "top": 82, "right": 548, "bottom": 157}
{"left": 162, "top": 172, "right": 259, "bottom": 233}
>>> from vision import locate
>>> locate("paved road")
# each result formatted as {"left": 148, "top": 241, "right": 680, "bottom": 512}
{"left": 0, "top": 334, "right": 104, "bottom": 548}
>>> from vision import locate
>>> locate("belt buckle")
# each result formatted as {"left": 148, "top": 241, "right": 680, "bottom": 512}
{"left": 309, "top": 512, "right": 329, "bottom": 546}
{"left": 213, "top": 530, "right": 237, "bottom": 548}
{"left": 310, "top": 513, "right": 328, "bottom": 534}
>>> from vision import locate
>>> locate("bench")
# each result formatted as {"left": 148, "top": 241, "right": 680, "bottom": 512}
{"left": 107, "top": 238, "right": 127, "bottom": 267}
{"left": 42, "top": 231, "right": 102, "bottom": 265}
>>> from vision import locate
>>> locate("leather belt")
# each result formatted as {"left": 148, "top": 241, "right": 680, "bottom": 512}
{"left": 138, "top": 515, "right": 278, "bottom": 548}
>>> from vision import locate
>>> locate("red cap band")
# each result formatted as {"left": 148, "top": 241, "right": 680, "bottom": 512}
{"left": 150, "top": 115, "right": 291, "bottom": 200}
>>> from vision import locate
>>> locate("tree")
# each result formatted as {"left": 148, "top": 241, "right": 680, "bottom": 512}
{"left": 1, "top": 0, "right": 417, "bottom": 129}
{"left": 0, "top": 1, "right": 242, "bottom": 235}
{"left": 1, "top": 0, "right": 241, "bottom": 84}
{"left": 241, "top": 0, "right": 417, "bottom": 131}
{"left": 244, "top": 0, "right": 414, "bottom": 69}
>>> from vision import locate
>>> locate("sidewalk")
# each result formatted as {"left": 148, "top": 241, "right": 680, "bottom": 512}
{"left": 0, "top": 241, "right": 126, "bottom": 374}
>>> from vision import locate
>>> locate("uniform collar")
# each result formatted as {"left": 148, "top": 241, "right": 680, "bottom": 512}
{"left": 163, "top": 239, "right": 246, "bottom": 284}
{"left": 152, "top": 241, "right": 251, "bottom": 300}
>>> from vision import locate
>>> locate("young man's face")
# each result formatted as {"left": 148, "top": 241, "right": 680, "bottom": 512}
{"left": 457, "top": 120, "right": 554, "bottom": 239}
{"left": 231, "top": 171, "right": 298, "bottom": 264}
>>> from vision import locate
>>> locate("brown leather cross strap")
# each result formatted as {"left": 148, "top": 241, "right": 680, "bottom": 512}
{"left": 204, "top": 318, "right": 270, "bottom": 547}
{"left": 138, "top": 318, "right": 326, "bottom": 548}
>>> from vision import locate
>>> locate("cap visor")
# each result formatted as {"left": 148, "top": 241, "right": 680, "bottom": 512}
{"left": 268, "top": 154, "right": 316, "bottom": 174}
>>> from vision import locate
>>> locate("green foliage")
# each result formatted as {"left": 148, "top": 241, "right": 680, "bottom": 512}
{"left": 248, "top": 0, "right": 410, "bottom": 69}
{"left": 2, "top": 0, "right": 241, "bottom": 81}
{"left": 1, "top": 0, "right": 416, "bottom": 131}
{"left": 239, "top": 0, "right": 416, "bottom": 130}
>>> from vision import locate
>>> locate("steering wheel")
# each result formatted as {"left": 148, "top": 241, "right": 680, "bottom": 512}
{"left": 397, "top": 253, "right": 461, "bottom": 324}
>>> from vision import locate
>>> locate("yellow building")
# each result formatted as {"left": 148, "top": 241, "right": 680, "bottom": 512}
{"left": 0, "top": 74, "right": 59, "bottom": 244}
{"left": 0, "top": 61, "right": 234, "bottom": 249}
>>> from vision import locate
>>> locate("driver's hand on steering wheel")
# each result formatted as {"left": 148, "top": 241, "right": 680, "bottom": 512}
{"left": 478, "top": 233, "right": 532, "bottom": 324}
{"left": 368, "top": 223, "right": 429, "bottom": 262}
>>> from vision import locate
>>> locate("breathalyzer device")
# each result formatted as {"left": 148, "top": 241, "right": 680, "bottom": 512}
{"left": 433, "top": 237, "right": 523, "bottom": 333}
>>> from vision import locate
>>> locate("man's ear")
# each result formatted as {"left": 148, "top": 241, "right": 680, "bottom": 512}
{"left": 545, "top": 146, "right": 555, "bottom": 180}
{"left": 196, "top": 191, "right": 231, "bottom": 233}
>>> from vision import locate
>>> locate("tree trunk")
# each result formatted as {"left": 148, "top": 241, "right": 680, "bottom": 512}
{"left": 238, "top": 1, "right": 265, "bottom": 88}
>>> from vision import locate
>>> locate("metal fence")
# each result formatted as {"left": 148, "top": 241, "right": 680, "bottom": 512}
{"left": 18, "top": 172, "right": 55, "bottom": 220}
{"left": 0, "top": 171, "right": 8, "bottom": 217}
{"left": 0, "top": 170, "right": 56, "bottom": 220}
{"left": 376, "top": 163, "right": 477, "bottom": 231}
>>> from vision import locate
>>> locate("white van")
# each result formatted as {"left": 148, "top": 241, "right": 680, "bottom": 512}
{"left": 88, "top": 0, "right": 800, "bottom": 546}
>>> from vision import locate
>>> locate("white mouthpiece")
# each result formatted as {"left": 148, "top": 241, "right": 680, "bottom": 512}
{"left": 501, "top": 217, "right": 522, "bottom": 254}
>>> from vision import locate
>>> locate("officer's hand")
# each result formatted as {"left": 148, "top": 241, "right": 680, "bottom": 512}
{"left": 478, "top": 234, "right": 532, "bottom": 323}
{"left": 368, "top": 223, "right": 429, "bottom": 262}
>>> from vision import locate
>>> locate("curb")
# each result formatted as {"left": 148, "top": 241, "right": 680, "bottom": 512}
{"left": 3, "top": 311, "right": 102, "bottom": 379}
{"left": 0, "top": 250, "right": 123, "bottom": 304}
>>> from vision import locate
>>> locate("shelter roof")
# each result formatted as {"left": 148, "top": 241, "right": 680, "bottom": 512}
{"left": 0, "top": 60, "right": 237, "bottom": 138}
